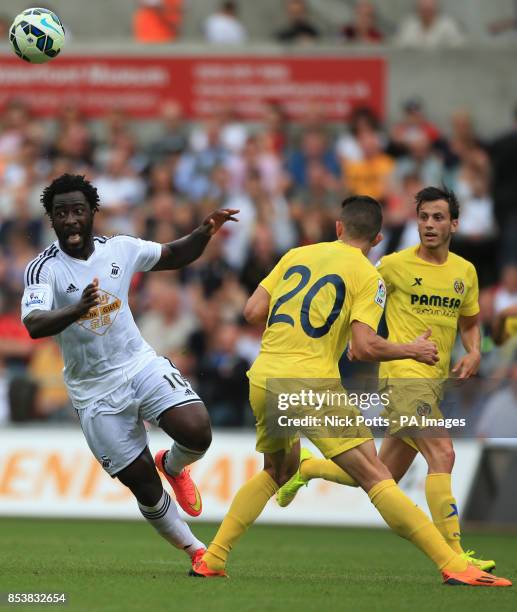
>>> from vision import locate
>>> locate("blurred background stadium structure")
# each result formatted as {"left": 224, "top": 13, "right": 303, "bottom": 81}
{"left": 0, "top": 0, "right": 516, "bottom": 525}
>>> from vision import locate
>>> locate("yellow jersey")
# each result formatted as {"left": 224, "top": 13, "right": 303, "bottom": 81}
{"left": 248, "top": 241, "right": 386, "bottom": 388}
{"left": 378, "top": 246, "right": 479, "bottom": 380}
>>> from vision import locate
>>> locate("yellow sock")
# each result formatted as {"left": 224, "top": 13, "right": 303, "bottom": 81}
{"left": 368, "top": 479, "right": 468, "bottom": 573}
{"left": 425, "top": 473, "right": 464, "bottom": 555}
{"left": 204, "top": 471, "right": 278, "bottom": 571}
{"left": 300, "top": 458, "right": 358, "bottom": 487}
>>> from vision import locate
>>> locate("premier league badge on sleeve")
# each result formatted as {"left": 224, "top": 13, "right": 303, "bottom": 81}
{"left": 25, "top": 290, "right": 45, "bottom": 307}
{"left": 375, "top": 279, "right": 386, "bottom": 308}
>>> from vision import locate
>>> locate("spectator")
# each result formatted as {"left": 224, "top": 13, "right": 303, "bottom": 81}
{"left": 226, "top": 134, "right": 284, "bottom": 196}
{"left": 95, "top": 149, "right": 146, "bottom": 235}
{"left": 487, "top": 17, "right": 517, "bottom": 38}
{"left": 276, "top": 0, "right": 320, "bottom": 44}
{"left": 0, "top": 99, "right": 32, "bottom": 161}
{"left": 493, "top": 264, "right": 517, "bottom": 347}
{"left": 442, "top": 379, "right": 486, "bottom": 437}
{"left": 188, "top": 304, "right": 223, "bottom": 367}
{"left": 262, "top": 100, "right": 288, "bottom": 154}
{"left": 476, "top": 358, "right": 517, "bottom": 439}
{"left": 452, "top": 149, "right": 497, "bottom": 288}
{"left": 342, "top": 0, "right": 383, "bottom": 44}
{"left": 240, "top": 224, "right": 279, "bottom": 294}
{"left": 216, "top": 101, "right": 249, "bottom": 154}
{"left": 182, "top": 233, "right": 235, "bottom": 299}
{"left": 389, "top": 98, "right": 441, "bottom": 157}
{"left": 395, "top": 131, "right": 443, "bottom": 187}
{"left": 174, "top": 118, "right": 228, "bottom": 201}
{"left": 204, "top": 1, "right": 247, "bottom": 45}
{"left": 395, "top": 0, "right": 465, "bottom": 48}
{"left": 336, "top": 106, "right": 382, "bottom": 163}
{"left": 133, "top": 0, "right": 181, "bottom": 43}
{"left": 139, "top": 276, "right": 198, "bottom": 357}
{"left": 29, "top": 339, "right": 72, "bottom": 421}
{"left": 287, "top": 129, "right": 340, "bottom": 190}
{"left": 382, "top": 173, "right": 423, "bottom": 254}
{"left": 293, "top": 159, "right": 342, "bottom": 211}
{"left": 149, "top": 100, "right": 188, "bottom": 161}
{"left": 0, "top": 15, "right": 10, "bottom": 39}
{"left": 0, "top": 289, "right": 34, "bottom": 375}
{"left": 196, "top": 323, "right": 250, "bottom": 426}
{"left": 343, "top": 130, "right": 395, "bottom": 203}
{"left": 490, "top": 104, "right": 517, "bottom": 265}
{"left": 446, "top": 109, "right": 484, "bottom": 169}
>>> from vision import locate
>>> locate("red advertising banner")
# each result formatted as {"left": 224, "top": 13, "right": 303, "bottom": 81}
{"left": 0, "top": 55, "right": 385, "bottom": 120}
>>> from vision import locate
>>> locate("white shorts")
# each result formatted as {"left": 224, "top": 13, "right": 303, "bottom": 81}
{"left": 77, "top": 356, "right": 201, "bottom": 476}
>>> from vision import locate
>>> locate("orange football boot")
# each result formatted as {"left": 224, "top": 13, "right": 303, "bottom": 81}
{"left": 154, "top": 450, "right": 202, "bottom": 517}
{"left": 442, "top": 564, "right": 512, "bottom": 587}
{"left": 190, "top": 548, "right": 206, "bottom": 571}
{"left": 189, "top": 557, "right": 228, "bottom": 578}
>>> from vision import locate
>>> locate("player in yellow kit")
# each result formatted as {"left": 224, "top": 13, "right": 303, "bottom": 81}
{"left": 277, "top": 187, "right": 497, "bottom": 573}
{"left": 190, "top": 195, "right": 510, "bottom": 587}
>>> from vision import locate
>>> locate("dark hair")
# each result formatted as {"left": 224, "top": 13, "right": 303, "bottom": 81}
{"left": 340, "top": 195, "right": 382, "bottom": 241}
{"left": 415, "top": 186, "right": 459, "bottom": 220}
{"left": 41, "top": 173, "right": 100, "bottom": 216}
{"left": 222, "top": 1, "right": 237, "bottom": 13}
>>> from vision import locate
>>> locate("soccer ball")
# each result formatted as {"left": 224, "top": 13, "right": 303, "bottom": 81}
{"left": 9, "top": 7, "right": 65, "bottom": 64}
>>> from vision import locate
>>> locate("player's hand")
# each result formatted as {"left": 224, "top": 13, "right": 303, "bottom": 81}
{"left": 75, "top": 278, "right": 100, "bottom": 316}
{"left": 451, "top": 351, "right": 481, "bottom": 379}
{"left": 201, "top": 209, "right": 239, "bottom": 236}
{"left": 346, "top": 341, "right": 356, "bottom": 361}
{"left": 410, "top": 328, "right": 439, "bottom": 366}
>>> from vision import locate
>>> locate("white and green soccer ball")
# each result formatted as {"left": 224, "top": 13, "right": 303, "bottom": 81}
{"left": 9, "top": 7, "right": 65, "bottom": 64}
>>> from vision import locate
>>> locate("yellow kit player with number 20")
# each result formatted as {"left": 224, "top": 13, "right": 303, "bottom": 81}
{"left": 190, "top": 194, "right": 510, "bottom": 587}
{"left": 277, "top": 186, "right": 498, "bottom": 575}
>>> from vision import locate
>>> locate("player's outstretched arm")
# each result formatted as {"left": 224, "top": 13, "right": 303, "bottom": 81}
{"left": 24, "top": 279, "right": 100, "bottom": 339}
{"left": 151, "top": 208, "right": 239, "bottom": 271}
{"left": 350, "top": 321, "right": 439, "bottom": 365}
{"left": 243, "top": 286, "right": 270, "bottom": 325}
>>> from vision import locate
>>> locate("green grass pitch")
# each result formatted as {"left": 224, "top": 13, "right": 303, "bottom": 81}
{"left": 0, "top": 518, "right": 516, "bottom": 611}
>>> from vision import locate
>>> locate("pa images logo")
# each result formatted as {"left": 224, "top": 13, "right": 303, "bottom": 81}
{"left": 453, "top": 279, "right": 465, "bottom": 295}
{"left": 416, "top": 402, "right": 432, "bottom": 417}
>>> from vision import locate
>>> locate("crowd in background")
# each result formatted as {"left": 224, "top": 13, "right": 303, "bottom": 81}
{"left": 132, "top": 0, "right": 517, "bottom": 47}
{"left": 0, "top": 92, "right": 516, "bottom": 431}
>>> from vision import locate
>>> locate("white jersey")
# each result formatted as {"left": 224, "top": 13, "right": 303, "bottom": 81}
{"left": 21, "top": 235, "right": 162, "bottom": 409}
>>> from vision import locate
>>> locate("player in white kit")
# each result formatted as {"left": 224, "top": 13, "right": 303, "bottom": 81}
{"left": 21, "top": 173, "right": 238, "bottom": 570}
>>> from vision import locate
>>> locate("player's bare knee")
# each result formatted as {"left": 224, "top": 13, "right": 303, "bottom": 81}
{"left": 278, "top": 463, "right": 297, "bottom": 486}
{"left": 181, "top": 418, "right": 212, "bottom": 452}
{"left": 194, "top": 423, "right": 212, "bottom": 452}
{"left": 132, "top": 480, "right": 163, "bottom": 507}
{"left": 263, "top": 463, "right": 295, "bottom": 487}
{"left": 424, "top": 442, "right": 455, "bottom": 473}
{"left": 356, "top": 457, "right": 392, "bottom": 490}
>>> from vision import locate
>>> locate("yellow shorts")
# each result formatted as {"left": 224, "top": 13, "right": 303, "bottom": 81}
{"left": 249, "top": 382, "right": 371, "bottom": 459}
{"left": 381, "top": 380, "right": 443, "bottom": 451}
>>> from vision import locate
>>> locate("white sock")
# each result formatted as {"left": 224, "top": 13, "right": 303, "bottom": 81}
{"left": 164, "top": 442, "right": 206, "bottom": 476}
{"left": 138, "top": 490, "right": 205, "bottom": 558}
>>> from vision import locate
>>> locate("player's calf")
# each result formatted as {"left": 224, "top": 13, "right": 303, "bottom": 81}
{"left": 116, "top": 448, "right": 205, "bottom": 559}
